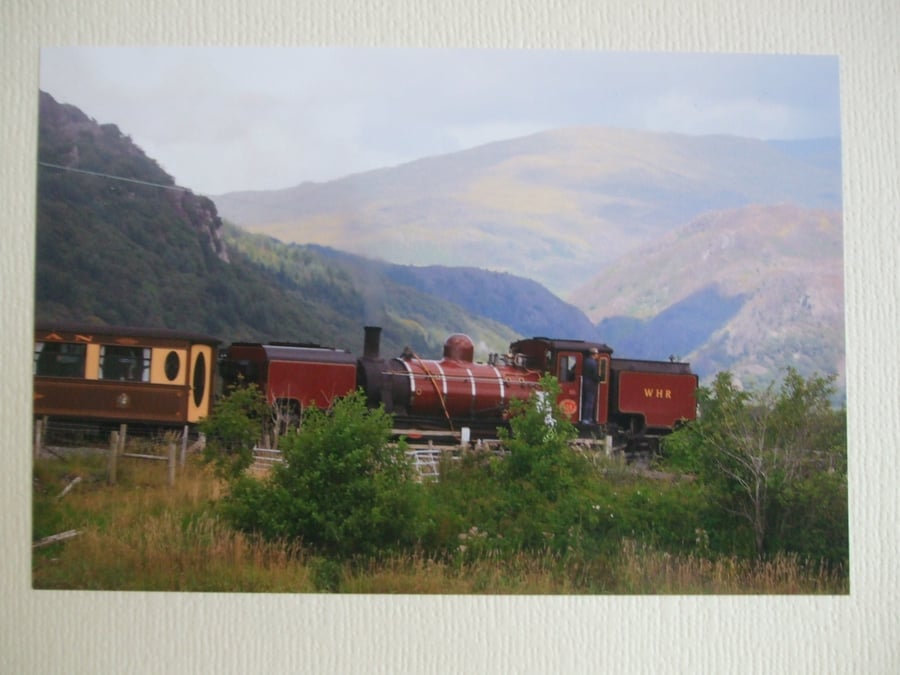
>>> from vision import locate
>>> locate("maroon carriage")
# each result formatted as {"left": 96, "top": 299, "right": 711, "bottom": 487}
{"left": 219, "top": 341, "right": 358, "bottom": 419}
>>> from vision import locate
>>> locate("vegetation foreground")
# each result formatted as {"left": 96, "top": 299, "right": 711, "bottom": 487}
{"left": 33, "top": 372, "right": 848, "bottom": 594}
{"left": 32, "top": 455, "right": 843, "bottom": 594}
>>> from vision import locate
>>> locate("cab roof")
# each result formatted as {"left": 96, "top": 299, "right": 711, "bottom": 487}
{"left": 511, "top": 337, "right": 614, "bottom": 355}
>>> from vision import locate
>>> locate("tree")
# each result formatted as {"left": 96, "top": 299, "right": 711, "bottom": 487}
{"left": 665, "top": 368, "right": 846, "bottom": 558}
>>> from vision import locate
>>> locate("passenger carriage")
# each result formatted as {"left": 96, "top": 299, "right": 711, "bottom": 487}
{"left": 33, "top": 323, "right": 220, "bottom": 426}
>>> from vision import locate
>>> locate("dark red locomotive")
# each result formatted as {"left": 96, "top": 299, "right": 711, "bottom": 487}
{"left": 221, "top": 325, "right": 697, "bottom": 452}
{"left": 356, "top": 327, "right": 541, "bottom": 428}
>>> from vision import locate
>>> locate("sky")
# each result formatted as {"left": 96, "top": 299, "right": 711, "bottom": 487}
{"left": 38, "top": 47, "right": 840, "bottom": 196}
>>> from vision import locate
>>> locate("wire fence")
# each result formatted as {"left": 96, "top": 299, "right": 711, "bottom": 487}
{"left": 33, "top": 416, "right": 205, "bottom": 487}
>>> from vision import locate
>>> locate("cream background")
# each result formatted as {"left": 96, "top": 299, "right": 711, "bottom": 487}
{"left": 2, "top": 1, "right": 897, "bottom": 672}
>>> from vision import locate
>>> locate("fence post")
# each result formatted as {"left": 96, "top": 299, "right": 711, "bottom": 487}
{"left": 180, "top": 425, "right": 189, "bottom": 468}
{"left": 108, "top": 430, "right": 119, "bottom": 485}
{"left": 33, "top": 418, "right": 43, "bottom": 461}
{"left": 118, "top": 423, "right": 127, "bottom": 455}
{"left": 168, "top": 441, "right": 176, "bottom": 487}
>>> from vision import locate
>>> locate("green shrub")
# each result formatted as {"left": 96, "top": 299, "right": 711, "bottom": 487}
{"left": 426, "top": 376, "right": 596, "bottom": 557}
{"left": 223, "top": 390, "right": 424, "bottom": 559}
{"left": 199, "top": 383, "right": 268, "bottom": 478}
{"left": 658, "top": 368, "right": 847, "bottom": 561}
{"left": 770, "top": 469, "right": 848, "bottom": 567}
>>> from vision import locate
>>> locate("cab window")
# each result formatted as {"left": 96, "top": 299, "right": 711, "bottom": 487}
{"left": 557, "top": 354, "right": 579, "bottom": 383}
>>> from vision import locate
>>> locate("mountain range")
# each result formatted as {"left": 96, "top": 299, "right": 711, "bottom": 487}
{"left": 213, "top": 127, "right": 841, "bottom": 295}
{"left": 35, "top": 92, "right": 575, "bottom": 360}
{"left": 583, "top": 204, "right": 844, "bottom": 387}
{"left": 34, "top": 91, "right": 845, "bottom": 397}
{"left": 214, "top": 126, "right": 844, "bottom": 392}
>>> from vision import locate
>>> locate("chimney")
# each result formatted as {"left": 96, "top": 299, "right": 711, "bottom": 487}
{"left": 363, "top": 326, "right": 382, "bottom": 359}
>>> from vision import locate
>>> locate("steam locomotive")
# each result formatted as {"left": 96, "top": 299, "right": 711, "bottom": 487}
{"left": 33, "top": 323, "right": 697, "bottom": 453}
{"left": 219, "top": 326, "right": 698, "bottom": 452}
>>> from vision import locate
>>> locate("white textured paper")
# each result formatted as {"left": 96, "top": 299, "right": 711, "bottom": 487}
{"left": 2, "top": 1, "right": 897, "bottom": 672}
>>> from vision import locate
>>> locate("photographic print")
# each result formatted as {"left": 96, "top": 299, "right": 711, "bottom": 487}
{"left": 32, "top": 47, "right": 847, "bottom": 594}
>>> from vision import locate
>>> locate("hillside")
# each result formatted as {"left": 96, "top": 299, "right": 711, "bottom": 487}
{"left": 304, "top": 245, "right": 596, "bottom": 339}
{"left": 578, "top": 204, "right": 845, "bottom": 390}
{"left": 34, "top": 91, "right": 579, "bottom": 359}
{"left": 214, "top": 127, "right": 841, "bottom": 295}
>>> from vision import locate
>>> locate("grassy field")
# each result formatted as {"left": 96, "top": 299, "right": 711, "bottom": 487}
{"left": 32, "top": 451, "right": 847, "bottom": 594}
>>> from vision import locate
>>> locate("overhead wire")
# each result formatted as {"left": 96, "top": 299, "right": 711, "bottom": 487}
{"left": 36, "top": 160, "right": 303, "bottom": 220}
{"left": 37, "top": 161, "right": 193, "bottom": 193}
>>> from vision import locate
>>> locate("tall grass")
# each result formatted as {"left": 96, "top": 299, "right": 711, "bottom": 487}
{"left": 614, "top": 539, "right": 848, "bottom": 594}
{"left": 32, "top": 453, "right": 847, "bottom": 594}
{"left": 33, "top": 453, "right": 312, "bottom": 592}
{"left": 335, "top": 543, "right": 847, "bottom": 594}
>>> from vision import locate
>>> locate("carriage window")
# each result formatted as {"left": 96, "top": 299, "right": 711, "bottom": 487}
{"left": 192, "top": 352, "right": 207, "bottom": 406}
{"left": 164, "top": 351, "right": 181, "bottom": 381}
{"left": 99, "top": 345, "right": 151, "bottom": 382}
{"left": 34, "top": 342, "right": 87, "bottom": 378}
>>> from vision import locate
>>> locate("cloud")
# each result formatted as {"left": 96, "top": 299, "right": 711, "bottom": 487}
{"left": 39, "top": 47, "right": 840, "bottom": 194}
{"left": 642, "top": 94, "right": 795, "bottom": 138}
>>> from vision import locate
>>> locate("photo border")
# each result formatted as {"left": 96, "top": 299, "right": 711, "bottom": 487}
{"left": 3, "top": 1, "right": 896, "bottom": 672}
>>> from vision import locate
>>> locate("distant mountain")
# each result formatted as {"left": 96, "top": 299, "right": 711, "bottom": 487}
{"left": 596, "top": 285, "right": 748, "bottom": 361}
{"left": 329, "top": 253, "right": 597, "bottom": 340}
{"left": 35, "top": 91, "right": 846, "bottom": 397}
{"left": 576, "top": 204, "right": 845, "bottom": 391}
{"left": 765, "top": 138, "right": 842, "bottom": 175}
{"left": 214, "top": 127, "right": 842, "bottom": 295}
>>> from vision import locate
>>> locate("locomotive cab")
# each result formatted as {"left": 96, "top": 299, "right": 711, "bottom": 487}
{"left": 508, "top": 337, "right": 613, "bottom": 426}
{"left": 554, "top": 348, "right": 611, "bottom": 425}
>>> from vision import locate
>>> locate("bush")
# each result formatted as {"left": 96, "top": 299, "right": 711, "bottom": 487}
{"left": 659, "top": 368, "right": 847, "bottom": 561}
{"left": 199, "top": 383, "right": 268, "bottom": 478}
{"left": 426, "top": 376, "right": 597, "bottom": 556}
{"left": 770, "top": 469, "right": 848, "bottom": 567}
{"left": 498, "top": 378, "right": 580, "bottom": 500}
{"left": 223, "top": 390, "right": 424, "bottom": 559}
